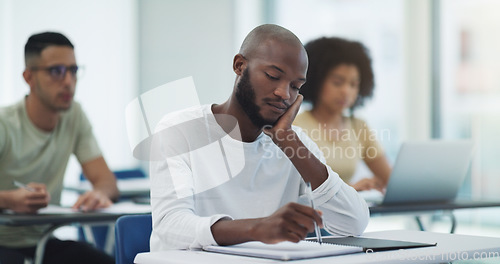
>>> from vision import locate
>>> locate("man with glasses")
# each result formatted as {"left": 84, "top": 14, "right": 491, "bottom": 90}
{"left": 0, "top": 32, "right": 117, "bottom": 263}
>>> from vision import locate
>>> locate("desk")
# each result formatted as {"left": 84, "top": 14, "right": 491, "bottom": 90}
{"left": 369, "top": 200, "right": 500, "bottom": 233}
{"left": 65, "top": 179, "right": 150, "bottom": 252}
{"left": 369, "top": 200, "right": 500, "bottom": 215}
{"left": 134, "top": 230, "right": 500, "bottom": 264}
{"left": 0, "top": 203, "right": 150, "bottom": 264}
{"left": 65, "top": 178, "right": 150, "bottom": 197}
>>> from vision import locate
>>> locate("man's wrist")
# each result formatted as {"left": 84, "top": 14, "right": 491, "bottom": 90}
{"left": 266, "top": 127, "right": 297, "bottom": 146}
{"left": 211, "top": 218, "right": 259, "bottom": 245}
{"left": 0, "top": 190, "right": 13, "bottom": 209}
{"left": 247, "top": 218, "right": 263, "bottom": 242}
{"left": 91, "top": 188, "right": 118, "bottom": 203}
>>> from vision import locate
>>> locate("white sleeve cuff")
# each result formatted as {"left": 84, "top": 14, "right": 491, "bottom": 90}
{"left": 312, "top": 166, "right": 344, "bottom": 206}
{"left": 192, "top": 214, "right": 233, "bottom": 249}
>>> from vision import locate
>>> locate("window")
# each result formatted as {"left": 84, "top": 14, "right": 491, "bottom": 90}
{"left": 439, "top": 0, "right": 500, "bottom": 200}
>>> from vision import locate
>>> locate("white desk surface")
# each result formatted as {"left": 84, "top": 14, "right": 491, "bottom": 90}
{"left": 39, "top": 201, "right": 151, "bottom": 214}
{"left": 65, "top": 178, "right": 150, "bottom": 196}
{"left": 135, "top": 230, "right": 500, "bottom": 264}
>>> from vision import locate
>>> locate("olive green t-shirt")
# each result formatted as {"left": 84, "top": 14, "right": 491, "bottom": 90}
{"left": 0, "top": 98, "right": 102, "bottom": 248}
{"left": 293, "top": 111, "right": 384, "bottom": 184}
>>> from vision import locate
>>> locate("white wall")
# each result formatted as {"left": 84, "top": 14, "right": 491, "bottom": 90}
{"left": 0, "top": 0, "right": 139, "bottom": 189}
{"left": 138, "top": 0, "right": 236, "bottom": 106}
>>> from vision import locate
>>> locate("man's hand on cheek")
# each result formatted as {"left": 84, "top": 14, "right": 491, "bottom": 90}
{"left": 264, "top": 94, "right": 303, "bottom": 143}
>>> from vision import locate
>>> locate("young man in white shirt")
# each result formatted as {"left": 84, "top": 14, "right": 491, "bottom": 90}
{"left": 150, "top": 24, "right": 369, "bottom": 250}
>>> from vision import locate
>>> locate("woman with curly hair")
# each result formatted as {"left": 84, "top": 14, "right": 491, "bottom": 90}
{"left": 294, "top": 37, "right": 391, "bottom": 192}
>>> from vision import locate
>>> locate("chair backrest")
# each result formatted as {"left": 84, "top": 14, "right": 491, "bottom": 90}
{"left": 80, "top": 168, "right": 146, "bottom": 181}
{"left": 115, "top": 214, "right": 152, "bottom": 264}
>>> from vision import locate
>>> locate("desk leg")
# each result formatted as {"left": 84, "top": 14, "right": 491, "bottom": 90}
{"left": 449, "top": 212, "right": 457, "bottom": 233}
{"left": 414, "top": 216, "right": 426, "bottom": 231}
{"left": 104, "top": 222, "right": 115, "bottom": 255}
{"left": 415, "top": 212, "right": 457, "bottom": 233}
{"left": 82, "top": 225, "right": 96, "bottom": 245}
{"left": 34, "top": 224, "right": 64, "bottom": 264}
{"left": 433, "top": 211, "right": 457, "bottom": 233}
{"left": 81, "top": 223, "right": 116, "bottom": 255}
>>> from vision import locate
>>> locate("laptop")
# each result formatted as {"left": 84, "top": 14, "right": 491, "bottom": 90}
{"left": 364, "top": 140, "right": 474, "bottom": 205}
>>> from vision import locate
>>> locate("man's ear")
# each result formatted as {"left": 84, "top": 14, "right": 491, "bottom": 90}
{"left": 23, "top": 69, "right": 34, "bottom": 88}
{"left": 233, "top": 54, "right": 247, "bottom": 76}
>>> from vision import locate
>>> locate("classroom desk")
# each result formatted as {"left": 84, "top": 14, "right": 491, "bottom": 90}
{"left": 65, "top": 178, "right": 150, "bottom": 197}
{"left": 0, "top": 203, "right": 150, "bottom": 264}
{"left": 369, "top": 200, "right": 500, "bottom": 215}
{"left": 65, "top": 179, "right": 150, "bottom": 250}
{"left": 369, "top": 200, "right": 500, "bottom": 233}
{"left": 134, "top": 230, "right": 500, "bottom": 264}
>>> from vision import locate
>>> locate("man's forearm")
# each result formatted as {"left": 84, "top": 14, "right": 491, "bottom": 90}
{"left": 211, "top": 218, "right": 260, "bottom": 246}
{"left": 0, "top": 191, "right": 11, "bottom": 209}
{"left": 211, "top": 202, "right": 321, "bottom": 246}
{"left": 92, "top": 177, "right": 119, "bottom": 202}
{"left": 271, "top": 129, "right": 328, "bottom": 189}
{"left": 82, "top": 157, "right": 120, "bottom": 201}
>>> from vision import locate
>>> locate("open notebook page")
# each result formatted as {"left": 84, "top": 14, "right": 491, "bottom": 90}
{"left": 203, "top": 240, "right": 362, "bottom": 261}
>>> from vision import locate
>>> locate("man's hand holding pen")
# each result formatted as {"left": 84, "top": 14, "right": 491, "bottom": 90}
{"left": 249, "top": 202, "right": 323, "bottom": 244}
{"left": 9, "top": 181, "right": 50, "bottom": 213}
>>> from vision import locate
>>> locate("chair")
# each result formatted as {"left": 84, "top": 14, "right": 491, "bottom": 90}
{"left": 77, "top": 168, "right": 147, "bottom": 253}
{"left": 79, "top": 168, "right": 146, "bottom": 181}
{"left": 115, "top": 214, "right": 152, "bottom": 264}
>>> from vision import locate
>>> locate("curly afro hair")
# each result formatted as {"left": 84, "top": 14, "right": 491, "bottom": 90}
{"left": 300, "top": 37, "right": 374, "bottom": 114}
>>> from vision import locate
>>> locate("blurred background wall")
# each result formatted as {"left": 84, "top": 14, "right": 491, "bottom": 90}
{"left": 1, "top": 0, "right": 500, "bottom": 226}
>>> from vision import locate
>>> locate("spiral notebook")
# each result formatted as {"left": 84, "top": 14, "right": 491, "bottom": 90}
{"left": 203, "top": 240, "right": 362, "bottom": 261}
{"left": 203, "top": 236, "right": 437, "bottom": 261}
{"left": 316, "top": 236, "right": 437, "bottom": 252}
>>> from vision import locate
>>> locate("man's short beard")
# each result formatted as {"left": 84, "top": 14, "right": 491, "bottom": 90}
{"left": 35, "top": 81, "right": 72, "bottom": 112}
{"left": 235, "top": 69, "right": 276, "bottom": 128}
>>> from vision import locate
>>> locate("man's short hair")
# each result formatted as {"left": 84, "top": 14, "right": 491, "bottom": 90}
{"left": 24, "top": 32, "right": 74, "bottom": 66}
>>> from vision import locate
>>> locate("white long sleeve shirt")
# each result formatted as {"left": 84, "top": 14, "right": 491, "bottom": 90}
{"left": 149, "top": 105, "right": 369, "bottom": 251}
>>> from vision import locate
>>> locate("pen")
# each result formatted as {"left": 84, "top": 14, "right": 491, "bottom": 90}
{"left": 13, "top": 180, "right": 36, "bottom": 192}
{"left": 305, "top": 182, "right": 322, "bottom": 245}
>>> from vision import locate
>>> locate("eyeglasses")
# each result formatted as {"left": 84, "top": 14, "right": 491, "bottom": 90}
{"left": 30, "top": 65, "right": 82, "bottom": 81}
